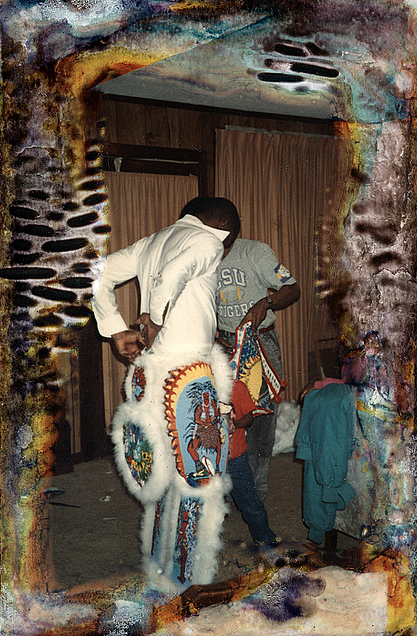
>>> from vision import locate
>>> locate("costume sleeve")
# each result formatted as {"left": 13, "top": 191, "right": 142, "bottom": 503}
{"left": 149, "top": 234, "right": 224, "bottom": 325}
{"left": 91, "top": 240, "right": 145, "bottom": 337}
{"left": 252, "top": 242, "right": 297, "bottom": 290}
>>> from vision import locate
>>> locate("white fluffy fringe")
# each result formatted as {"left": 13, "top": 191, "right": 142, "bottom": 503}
{"left": 272, "top": 399, "right": 301, "bottom": 455}
{"left": 140, "top": 475, "right": 231, "bottom": 588}
{"left": 189, "top": 473, "right": 231, "bottom": 584}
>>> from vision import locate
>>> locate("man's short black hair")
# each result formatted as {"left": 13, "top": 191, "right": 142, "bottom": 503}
{"left": 179, "top": 196, "right": 240, "bottom": 247}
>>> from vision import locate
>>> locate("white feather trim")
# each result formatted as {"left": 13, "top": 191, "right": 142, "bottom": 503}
{"left": 272, "top": 400, "right": 301, "bottom": 455}
{"left": 140, "top": 488, "right": 181, "bottom": 579}
{"left": 209, "top": 343, "right": 234, "bottom": 403}
{"left": 190, "top": 474, "right": 231, "bottom": 584}
{"left": 111, "top": 399, "right": 173, "bottom": 503}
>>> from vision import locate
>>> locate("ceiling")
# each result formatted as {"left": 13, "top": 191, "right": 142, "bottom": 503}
{"left": 94, "top": 15, "right": 360, "bottom": 121}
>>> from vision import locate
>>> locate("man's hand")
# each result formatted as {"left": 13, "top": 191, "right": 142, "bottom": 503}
{"left": 238, "top": 284, "right": 301, "bottom": 332}
{"left": 111, "top": 330, "right": 144, "bottom": 363}
{"left": 214, "top": 333, "right": 234, "bottom": 354}
{"left": 134, "top": 313, "right": 162, "bottom": 349}
{"left": 238, "top": 298, "right": 269, "bottom": 332}
{"left": 234, "top": 411, "right": 255, "bottom": 429}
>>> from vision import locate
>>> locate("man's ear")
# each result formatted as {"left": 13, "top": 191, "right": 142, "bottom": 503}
{"left": 217, "top": 218, "right": 229, "bottom": 230}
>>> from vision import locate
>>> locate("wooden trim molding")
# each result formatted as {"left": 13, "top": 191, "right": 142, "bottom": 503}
{"left": 103, "top": 142, "right": 207, "bottom": 195}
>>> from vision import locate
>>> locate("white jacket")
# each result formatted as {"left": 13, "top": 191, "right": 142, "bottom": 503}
{"left": 92, "top": 214, "right": 228, "bottom": 356}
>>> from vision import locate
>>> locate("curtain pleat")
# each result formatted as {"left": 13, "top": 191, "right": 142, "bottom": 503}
{"left": 101, "top": 172, "right": 199, "bottom": 430}
{"left": 215, "top": 129, "right": 350, "bottom": 400}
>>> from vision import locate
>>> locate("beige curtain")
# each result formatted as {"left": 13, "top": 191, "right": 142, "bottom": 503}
{"left": 102, "top": 172, "right": 199, "bottom": 430}
{"left": 215, "top": 129, "right": 350, "bottom": 400}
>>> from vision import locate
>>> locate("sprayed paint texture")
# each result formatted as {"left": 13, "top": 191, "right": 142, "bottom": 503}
{"left": 0, "top": 0, "right": 416, "bottom": 634}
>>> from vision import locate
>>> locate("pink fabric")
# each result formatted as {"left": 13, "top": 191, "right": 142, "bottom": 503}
{"left": 313, "top": 377, "right": 344, "bottom": 390}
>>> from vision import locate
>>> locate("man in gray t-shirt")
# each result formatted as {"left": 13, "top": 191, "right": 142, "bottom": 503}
{"left": 216, "top": 238, "right": 300, "bottom": 500}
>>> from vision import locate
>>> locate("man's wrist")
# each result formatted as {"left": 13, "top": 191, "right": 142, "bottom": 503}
{"left": 149, "top": 315, "right": 163, "bottom": 329}
{"left": 111, "top": 329, "right": 129, "bottom": 340}
{"left": 264, "top": 296, "right": 273, "bottom": 310}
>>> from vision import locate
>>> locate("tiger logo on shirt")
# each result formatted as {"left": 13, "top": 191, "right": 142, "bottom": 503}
{"left": 216, "top": 262, "right": 292, "bottom": 320}
{"left": 275, "top": 263, "right": 293, "bottom": 283}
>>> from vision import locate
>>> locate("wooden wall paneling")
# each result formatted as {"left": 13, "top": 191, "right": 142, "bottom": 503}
{"left": 101, "top": 99, "right": 118, "bottom": 143}
{"left": 244, "top": 116, "right": 273, "bottom": 131}
{"left": 143, "top": 103, "right": 172, "bottom": 146}
{"left": 197, "top": 151, "right": 208, "bottom": 196}
{"left": 163, "top": 103, "right": 182, "bottom": 147}
{"left": 102, "top": 96, "right": 336, "bottom": 154}
{"left": 167, "top": 105, "right": 190, "bottom": 148}
{"left": 227, "top": 113, "right": 245, "bottom": 128}
{"left": 166, "top": 107, "right": 182, "bottom": 148}
{"left": 201, "top": 112, "right": 221, "bottom": 195}
{"left": 178, "top": 108, "right": 205, "bottom": 150}
{"left": 117, "top": 101, "right": 148, "bottom": 145}
{"left": 227, "top": 113, "right": 256, "bottom": 129}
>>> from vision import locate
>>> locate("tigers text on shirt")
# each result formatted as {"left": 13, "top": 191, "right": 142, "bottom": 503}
{"left": 216, "top": 238, "right": 296, "bottom": 332}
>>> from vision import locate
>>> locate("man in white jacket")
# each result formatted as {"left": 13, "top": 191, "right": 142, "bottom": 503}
{"left": 92, "top": 197, "right": 240, "bottom": 589}
{"left": 93, "top": 198, "right": 240, "bottom": 360}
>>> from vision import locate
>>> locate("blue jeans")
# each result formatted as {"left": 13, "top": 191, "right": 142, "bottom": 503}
{"left": 228, "top": 451, "right": 276, "bottom": 546}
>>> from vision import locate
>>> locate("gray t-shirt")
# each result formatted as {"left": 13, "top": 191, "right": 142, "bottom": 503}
{"left": 216, "top": 238, "right": 296, "bottom": 332}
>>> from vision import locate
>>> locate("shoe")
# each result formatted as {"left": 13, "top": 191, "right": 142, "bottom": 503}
{"left": 268, "top": 537, "right": 281, "bottom": 548}
{"left": 186, "top": 466, "right": 211, "bottom": 480}
{"left": 186, "top": 466, "right": 211, "bottom": 487}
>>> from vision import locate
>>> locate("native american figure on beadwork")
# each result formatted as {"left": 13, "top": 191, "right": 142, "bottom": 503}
{"left": 186, "top": 388, "right": 224, "bottom": 480}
